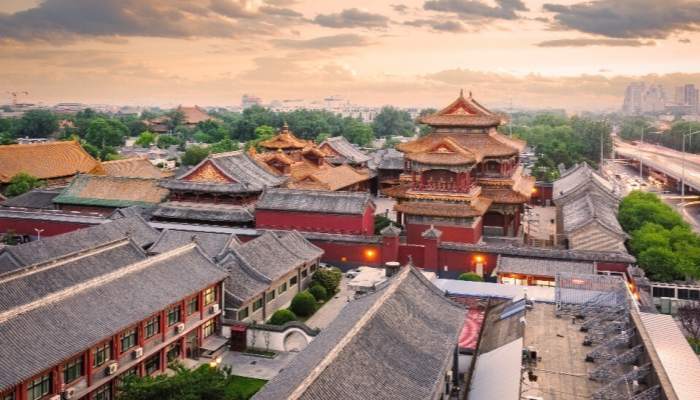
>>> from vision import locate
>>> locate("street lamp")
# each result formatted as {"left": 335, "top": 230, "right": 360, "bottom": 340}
{"left": 34, "top": 228, "right": 44, "bottom": 241}
{"left": 681, "top": 130, "right": 700, "bottom": 198}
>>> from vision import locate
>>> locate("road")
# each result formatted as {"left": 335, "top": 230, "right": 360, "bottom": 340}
{"left": 614, "top": 139, "right": 700, "bottom": 193}
{"left": 604, "top": 158, "right": 700, "bottom": 233}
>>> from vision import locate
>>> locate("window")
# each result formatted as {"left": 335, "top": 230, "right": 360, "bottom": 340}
{"left": 203, "top": 319, "right": 215, "bottom": 338}
{"left": 238, "top": 307, "right": 249, "bottom": 320}
{"left": 116, "top": 367, "right": 138, "bottom": 388}
{"left": 63, "top": 357, "right": 83, "bottom": 384}
{"left": 187, "top": 297, "right": 199, "bottom": 315}
{"left": 26, "top": 374, "right": 50, "bottom": 400}
{"left": 204, "top": 287, "right": 216, "bottom": 306}
{"left": 301, "top": 269, "right": 308, "bottom": 278}
{"left": 93, "top": 383, "right": 112, "bottom": 400}
{"left": 652, "top": 286, "right": 675, "bottom": 298}
{"left": 290, "top": 276, "right": 298, "bottom": 286}
{"left": 167, "top": 306, "right": 181, "bottom": 326}
{"left": 145, "top": 315, "right": 160, "bottom": 339}
{"left": 2, "top": 393, "right": 15, "bottom": 400}
{"left": 120, "top": 328, "right": 137, "bottom": 352}
{"left": 94, "top": 342, "right": 111, "bottom": 367}
{"left": 278, "top": 282, "right": 287, "bottom": 295}
{"left": 266, "top": 290, "right": 275, "bottom": 303}
{"left": 310, "top": 264, "right": 317, "bottom": 273}
{"left": 145, "top": 354, "right": 160, "bottom": 375}
{"left": 166, "top": 342, "right": 181, "bottom": 363}
{"left": 252, "top": 298, "right": 263, "bottom": 311}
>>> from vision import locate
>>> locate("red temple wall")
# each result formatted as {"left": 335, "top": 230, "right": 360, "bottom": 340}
{"left": 308, "top": 240, "right": 381, "bottom": 267}
{"left": 397, "top": 244, "right": 425, "bottom": 267}
{"left": 405, "top": 222, "right": 479, "bottom": 244}
{"left": 596, "top": 262, "right": 628, "bottom": 273}
{"left": 255, "top": 207, "right": 373, "bottom": 235}
{"left": 0, "top": 217, "right": 97, "bottom": 238}
{"left": 57, "top": 204, "right": 115, "bottom": 216}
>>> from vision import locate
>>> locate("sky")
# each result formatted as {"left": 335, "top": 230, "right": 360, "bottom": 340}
{"left": 1, "top": 0, "right": 699, "bottom": 111}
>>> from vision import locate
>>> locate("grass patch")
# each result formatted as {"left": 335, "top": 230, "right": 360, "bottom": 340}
{"left": 226, "top": 375, "right": 267, "bottom": 399}
{"left": 244, "top": 348, "right": 276, "bottom": 358}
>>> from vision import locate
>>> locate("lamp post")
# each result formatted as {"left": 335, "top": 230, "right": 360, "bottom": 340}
{"left": 680, "top": 130, "right": 700, "bottom": 198}
{"left": 34, "top": 228, "right": 44, "bottom": 241}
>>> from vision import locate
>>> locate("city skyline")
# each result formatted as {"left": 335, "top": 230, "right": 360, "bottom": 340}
{"left": 1, "top": 0, "right": 700, "bottom": 110}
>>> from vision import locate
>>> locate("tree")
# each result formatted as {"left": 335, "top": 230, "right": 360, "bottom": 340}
{"left": 85, "top": 118, "right": 127, "bottom": 149}
{"left": 166, "top": 110, "right": 185, "bottom": 130}
{"left": 120, "top": 115, "right": 148, "bottom": 137}
{"left": 209, "top": 138, "right": 239, "bottom": 154}
{"left": 15, "top": 109, "right": 59, "bottom": 138}
{"left": 637, "top": 246, "right": 679, "bottom": 282}
{"left": 342, "top": 118, "right": 374, "bottom": 146}
{"left": 118, "top": 363, "right": 266, "bottom": 400}
{"left": 371, "top": 106, "right": 415, "bottom": 137}
{"left": 181, "top": 145, "right": 210, "bottom": 166}
{"left": 134, "top": 131, "right": 156, "bottom": 147}
{"left": 4, "top": 173, "right": 43, "bottom": 197}
{"left": 678, "top": 302, "right": 700, "bottom": 342}
{"left": 315, "top": 132, "right": 331, "bottom": 144}
{"left": 417, "top": 108, "right": 436, "bottom": 136}
{"left": 374, "top": 214, "right": 395, "bottom": 234}
{"left": 458, "top": 272, "right": 483, "bottom": 282}
{"left": 246, "top": 125, "right": 276, "bottom": 150}
{"left": 311, "top": 268, "right": 342, "bottom": 295}
{"left": 309, "top": 284, "right": 328, "bottom": 302}
{"left": 269, "top": 309, "right": 297, "bottom": 325}
{"left": 290, "top": 291, "right": 317, "bottom": 317}
{"left": 156, "top": 134, "right": 181, "bottom": 149}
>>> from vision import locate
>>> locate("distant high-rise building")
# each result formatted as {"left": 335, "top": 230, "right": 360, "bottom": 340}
{"left": 241, "top": 94, "right": 262, "bottom": 109}
{"left": 671, "top": 84, "right": 699, "bottom": 114}
{"left": 642, "top": 84, "right": 666, "bottom": 113}
{"left": 622, "top": 82, "right": 645, "bottom": 115}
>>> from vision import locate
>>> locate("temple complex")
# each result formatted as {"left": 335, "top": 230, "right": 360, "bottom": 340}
{"left": 254, "top": 124, "right": 371, "bottom": 192}
{"left": 387, "top": 91, "right": 534, "bottom": 243}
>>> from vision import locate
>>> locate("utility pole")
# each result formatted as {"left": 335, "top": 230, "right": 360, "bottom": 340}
{"left": 639, "top": 126, "right": 644, "bottom": 179}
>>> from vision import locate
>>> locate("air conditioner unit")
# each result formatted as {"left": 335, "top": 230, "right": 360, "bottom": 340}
{"left": 106, "top": 362, "right": 119, "bottom": 375}
{"left": 63, "top": 387, "right": 76, "bottom": 399}
{"left": 210, "top": 304, "right": 220, "bottom": 314}
{"left": 175, "top": 322, "right": 185, "bottom": 333}
{"left": 524, "top": 396, "right": 544, "bottom": 400}
{"left": 446, "top": 370, "right": 453, "bottom": 380}
{"left": 133, "top": 347, "right": 143, "bottom": 359}
{"left": 49, "top": 396, "right": 61, "bottom": 400}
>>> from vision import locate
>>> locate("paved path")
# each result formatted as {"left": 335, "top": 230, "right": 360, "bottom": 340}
{"left": 221, "top": 351, "right": 296, "bottom": 380}
{"left": 305, "top": 276, "right": 353, "bottom": 330}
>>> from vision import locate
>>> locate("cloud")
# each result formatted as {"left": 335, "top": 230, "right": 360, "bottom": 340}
{"left": 405, "top": 19, "right": 466, "bottom": 32}
{"left": 423, "top": 0, "right": 528, "bottom": 20}
{"left": 313, "top": 8, "right": 390, "bottom": 29}
{"left": 392, "top": 4, "right": 410, "bottom": 14}
{"left": 272, "top": 33, "right": 372, "bottom": 49}
{"left": 542, "top": 0, "right": 700, "bottom": 39}
{"left": 537, "top": 38, "right": 656, "bottom": 47}
{"left": 0, "top": 0, "right": 304, "bottom": 43}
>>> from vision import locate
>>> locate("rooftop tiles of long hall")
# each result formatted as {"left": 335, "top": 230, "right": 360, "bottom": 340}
{"left": 521, "top": 304, "right": 602, "bottom": 400}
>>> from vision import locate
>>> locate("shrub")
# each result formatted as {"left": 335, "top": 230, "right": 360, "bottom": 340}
{"left": 309, "top": 284, "right": 328, "bottom": 302}
{"left": 311, "top": 268, "right": 342, "bottom": 295}
{"left": 458, "top": 272, "right": 483, "bottom": 282}
{"left": 290, "top": 291, "right": 317, "bottom": 317}
{"left": 268, "top": 309, "right": 296, "bottom": 326}
{"left": 4, "top": 172, "right": 43, "bottom": 197}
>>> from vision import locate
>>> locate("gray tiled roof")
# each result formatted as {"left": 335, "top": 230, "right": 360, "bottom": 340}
{"left": 440, "top": 241, "right": 636, "bottom": 263}
{"left": 0, "top": 215, "right": 159, "bottom": 270}
{"left": 158, "top": 179, "right": 258, "bottom": 194}
{"left": 152, "top": 201, "right": 254, "bottom": 223}
{"left": 0, "top": 240, "right": 146, "bottom": 312}
{"left": 148, "top": 229, "right": 240, "bottom": 259}
{"left": 553, "top": 162, "right": 618, "bottom": 204}
{"left": 256, "top": 188, "right": 373, "bottom": 215}
{"left": 562, "top": 193, "right": 625, "bottom": 236}
{"left": 0, "top": 243, "right": 228, "bottom": 390}
{"left": 371, "top": 148, "right": 404, "bottom": 170}
{"left": 253, "top": 266, "right": 465, "bottom": 400}
{"left": 1, "top": 189, "right": 61, "bottom": 209}
{"left": 496, "top": 256, "right": 595, "bottom": 278}
{"left": 178, "top": 151, "right": 286, "bottom": 189}
{"left": 218, "top": 231, "right": 322, "bottom": 307}
{"left": 321, "top": 136, "right": 371, "bottom": 164}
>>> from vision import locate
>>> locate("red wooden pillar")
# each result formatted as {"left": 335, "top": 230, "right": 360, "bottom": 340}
{"left": 52, "top": 366, "right": 62, "bottom": 395}
{"left": 160, "top": 310, "right": 167, "bottom": 342}
{"left": 199, "top": 291, "right": 205, "bottom": 320}
{"left": 137, "top": 321, "right": 145, "bottom": 347}
{"left": 180, "top": 299, "right": 187, "bottom": 323}
{"left": 180, "top": 336, "right": 187, "bottom": 360}
{"left": 86, "top": 348, "right": 93, "bottom": 387}
{"left": 160, "top": 348, "right": 167, "bottom": 373}
{"left": 113, "top": 334, "right": 121, "bottom": 361}
{"left": 19, "top": 382, "right": 27, "bottom": 400}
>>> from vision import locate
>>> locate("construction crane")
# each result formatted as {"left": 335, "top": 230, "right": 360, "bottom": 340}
{"left": 6, "top": 91, "right": 29, "bottom": 106}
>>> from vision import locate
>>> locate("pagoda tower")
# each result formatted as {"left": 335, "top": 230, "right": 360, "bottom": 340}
{"left": 387, "top": 91, "right": 534, "bottom": 244}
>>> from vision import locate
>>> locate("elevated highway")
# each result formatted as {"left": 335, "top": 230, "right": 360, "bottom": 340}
{"left": 614, "top": 139, "right": 700, "bottom": 194}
